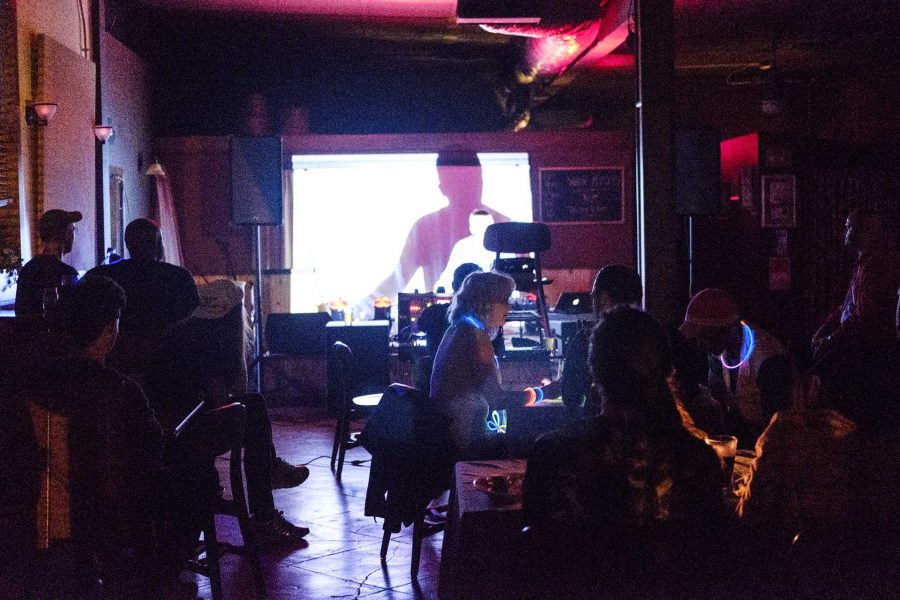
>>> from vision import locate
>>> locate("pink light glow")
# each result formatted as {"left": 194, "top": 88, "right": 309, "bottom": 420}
{"left": 720, "top": 133, "right": 759, "bottom": 182}
{"left": 142, "top": 0, "right": 457, "bottom": 20}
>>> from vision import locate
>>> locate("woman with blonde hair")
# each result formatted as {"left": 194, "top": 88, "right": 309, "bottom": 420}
{"left": 430, "top": 271, "right": 533, "bottom": 457}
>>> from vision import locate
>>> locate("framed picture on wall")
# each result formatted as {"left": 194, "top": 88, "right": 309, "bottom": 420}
{"left": 761, "top": 175, "right": 796, "bottom": 228}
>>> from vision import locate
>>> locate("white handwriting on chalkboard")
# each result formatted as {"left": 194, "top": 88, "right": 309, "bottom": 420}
{"left": 540, "top": 168, "right": 623, "bottom": 223}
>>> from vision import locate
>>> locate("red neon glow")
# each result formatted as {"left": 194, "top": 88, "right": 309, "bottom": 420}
{"left": 720, "top": 133, "right": 759, "bottom": 183}
{"left": 141, "top": 0, "right": 456, "bottom": 19}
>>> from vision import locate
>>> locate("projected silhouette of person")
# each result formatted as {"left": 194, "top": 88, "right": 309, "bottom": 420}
{"left": 434, "top": 209, "right": 496, "bottom": 292}
{"left": 371, "top": 151, "right": 510, "bottom": 302}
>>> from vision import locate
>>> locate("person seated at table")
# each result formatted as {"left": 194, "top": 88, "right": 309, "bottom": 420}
{"left": 88, "top": 218, "right": 201, "bottom": 378}
{"left": 144, "top": 279, "right": 310, "bottom": 548}
{"left": 668, "top": 326, "right": 725, "bottom": 437}
{"left": 736, "top": 367, "right": 900, "bottom": 597}
{"left": 524, "top": 307, "right": 723, "bottom": 531}
{"left": 737, "top": 405, "right": 857, "bottom": 540}
{"left": 8, "top": 275, "right": 217, "bottom": 595}
{"left": 679, "top": 288, "right": 791, "bottom": 446}
{"left": 430, "top": 271, "right": 537, "bottom": 458}
{"left": 542, "top": 264, "right": 643, "bottom": 410}
{"left": 87, "top": 218, "right": 200, "bottom": 334}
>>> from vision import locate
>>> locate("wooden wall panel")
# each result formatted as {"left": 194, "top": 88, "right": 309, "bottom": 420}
{"left": 0, "top": 0, "right": 21, "bottom": 257}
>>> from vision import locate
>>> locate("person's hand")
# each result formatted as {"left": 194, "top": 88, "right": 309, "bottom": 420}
{"left": 708, "top": 375, "right": 734, "bottom": 410}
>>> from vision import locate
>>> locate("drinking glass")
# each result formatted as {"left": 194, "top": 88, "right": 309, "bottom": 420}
{"left": 705, "top": 434, "right": 738, "bottom": 488}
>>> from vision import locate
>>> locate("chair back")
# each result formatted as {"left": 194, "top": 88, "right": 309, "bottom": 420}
{"left": 329, "top": 341, "right": 354, "bottom": 417}
{"left": 360, "top": 384, "right": 437, "bottom": 450}
{"left": 172, "top": 402, "right": 246, "bottom": 462}
{"left": 483, "top": 222, "right": 551, "bottom": 254}
{"left": 483, "top": 221, "right": 553, "bottom": 334}
{"left": 27, "top": 401, "right": 98, "bottom": 550}
{"left": 360, "top": 384, "right": 452, "bottom": 506}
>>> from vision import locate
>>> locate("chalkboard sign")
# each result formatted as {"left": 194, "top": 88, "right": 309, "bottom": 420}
{"left": 539, "top": 167, "right": 624, "bottom": 223}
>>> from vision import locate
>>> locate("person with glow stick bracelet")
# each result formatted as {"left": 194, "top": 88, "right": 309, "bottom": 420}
{"left": 430, "top": 271, "right": 541, "bottom": 458}
{"left": 540, "top": 264, "right": 643, "bottom": 409}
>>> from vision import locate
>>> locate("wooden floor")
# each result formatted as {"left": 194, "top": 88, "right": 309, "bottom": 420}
{"left": 197, "top": 406, "right": 442, "bottom": 600}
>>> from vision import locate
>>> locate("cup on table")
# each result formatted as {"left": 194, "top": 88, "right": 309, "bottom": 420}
{"left": 705, "top": 434, "right": 738, "bottom": 487}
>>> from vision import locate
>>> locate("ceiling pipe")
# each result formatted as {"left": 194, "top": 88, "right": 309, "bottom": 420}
{"left": 474, "top": 0, "right": 633, "bottom": 127}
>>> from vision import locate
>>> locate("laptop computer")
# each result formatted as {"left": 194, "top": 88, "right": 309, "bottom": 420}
{"left": 553, "top": 292, "right": 593, "bottom": 314}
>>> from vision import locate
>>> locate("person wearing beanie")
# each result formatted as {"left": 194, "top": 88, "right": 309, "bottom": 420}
{"left": 679, "top": 288, "right": 791, "bottom": 443}
{"left": 15, "top": 209, "right": 81, "bottom": 317}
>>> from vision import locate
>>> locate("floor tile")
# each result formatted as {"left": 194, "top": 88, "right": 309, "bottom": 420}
{"left": 193, "top": 406, "right": 442, "bottom": 600}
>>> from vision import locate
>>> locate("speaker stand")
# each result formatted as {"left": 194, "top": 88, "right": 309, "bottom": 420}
{"left": 252, "top": 224, "right": 264, "bottom": 393}
{"left": 687, "top": 215, "right": 695, "bottom": 297}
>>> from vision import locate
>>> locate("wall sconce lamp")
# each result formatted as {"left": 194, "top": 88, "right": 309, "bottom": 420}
{"left": 145, "top": 160, "right": 166, "bottom": 177}
{"left": 25, "top": 101, "right": 58, "bottom": 126}
{"left": 93, "top": 124, "right": 114, "bottom": 143}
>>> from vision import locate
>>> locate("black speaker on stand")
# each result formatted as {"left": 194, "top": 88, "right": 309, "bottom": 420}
{"left": 230, "top": 136, "right": 283, "bottom": 392}
{"left": 675, "top": 129, "right": 721, "bottom": 295}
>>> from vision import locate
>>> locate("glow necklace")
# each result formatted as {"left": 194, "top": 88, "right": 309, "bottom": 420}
{"left": 458, "top": 314, "right": 486, "bottom": 331}
{"left": 719, "top": 321, "right": 756, "bottom": 369}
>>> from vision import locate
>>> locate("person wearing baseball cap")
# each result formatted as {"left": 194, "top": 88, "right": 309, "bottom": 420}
{"left": 679, "top": 288, "right": 790, "bottom": 442}
{"left": 15, "top": 209, "right": 82, "bottom": 317}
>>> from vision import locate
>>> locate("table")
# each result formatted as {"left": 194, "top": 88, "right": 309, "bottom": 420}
{"left": 503, "top": 402, "right": 575, "bottom": 458}
{"left": 439, "top": 459, "right": 527, "bottom": 599}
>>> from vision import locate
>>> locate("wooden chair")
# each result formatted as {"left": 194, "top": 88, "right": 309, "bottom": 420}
{"left": 27, "top": 400, "right": 106, "bottom": 596}
{"left": 359, "top": 384, "right": 453, "bottom": 578}
{"left": 172, "top": 402, "right": 267, "bottom": 600}
{"left": 329, "top": 341, "right": 381, "bottom": 480}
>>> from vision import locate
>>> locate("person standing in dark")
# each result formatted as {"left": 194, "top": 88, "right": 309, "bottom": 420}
{"left": 88, "top": 218, "right": 200, "bottom": 333}
{"left": 806, "top": 208, "right": 900, "bottom": 428}
{"left": 15, "top": 209, "right": 81, "bottom": 317}
{"left": 813, "top": 207, "right": 900, "bottom": 360}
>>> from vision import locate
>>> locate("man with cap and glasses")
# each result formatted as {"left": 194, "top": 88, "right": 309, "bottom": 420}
{"left": 678, "top": 288, "right": 791, "bottom": 444}
{"left": 15, "top": 209, "right": 81, "bottom": 317}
